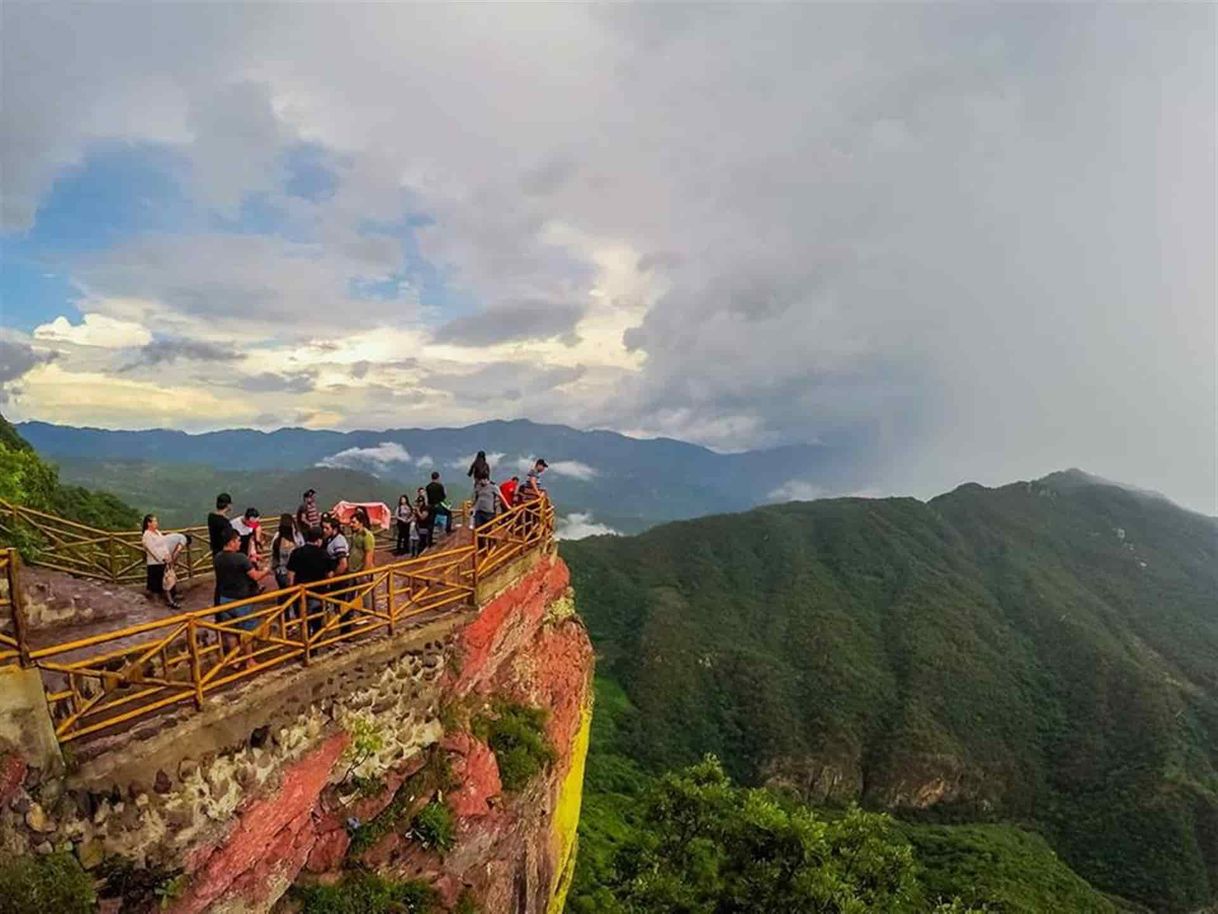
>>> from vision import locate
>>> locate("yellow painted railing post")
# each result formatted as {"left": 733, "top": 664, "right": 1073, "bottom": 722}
{"left": 187, "top": 618, "right": 204, "bottom": 710}
{"left": 7, "top": 549, "right": 31, "bottom": 668}
{"left": 299, "top": 588, "right": 312, "bottom": 665}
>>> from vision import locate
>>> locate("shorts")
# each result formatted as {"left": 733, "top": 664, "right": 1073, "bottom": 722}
{"left": 216, "top": 596, "right": 260, "bottom": 632}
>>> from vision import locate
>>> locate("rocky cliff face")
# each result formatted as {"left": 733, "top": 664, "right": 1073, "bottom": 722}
{"left": 0, "top": 550, "right": 593, "bottom": 914}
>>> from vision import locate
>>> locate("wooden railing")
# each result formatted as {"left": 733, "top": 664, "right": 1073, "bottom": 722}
{"left": 0, "top": 499, "right": 468, "bottom": 586}
{"left": 0, "top": 549, "right": 30, "bottom": 667}
{"left": 3, "top": 495, "right": 553, "bottom": 745}
{"left": 0, "top": 500, "right": 211, "bottom": 586}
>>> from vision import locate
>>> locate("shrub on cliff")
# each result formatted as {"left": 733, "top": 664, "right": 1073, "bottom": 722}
{"left": 412, "top": 800, "right": 455, "bottom": 852}
{"left": 473, "top": 701, "right": 556, "bottom": 792}
{"left": 294, "top": 871, "right": 436, "bottom": 914}
{"left": 0, "top": 852, "right": 94, "bottom": 914}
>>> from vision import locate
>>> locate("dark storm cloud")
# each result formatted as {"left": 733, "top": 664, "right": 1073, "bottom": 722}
{"left": 433, "top": 299, "right": 586, "bottom": 347}
{"left": 0, "top": 340, "right": 56, "bottom": 402}
{"left": 122, "top": 337, "right": 241, "bottom": 369}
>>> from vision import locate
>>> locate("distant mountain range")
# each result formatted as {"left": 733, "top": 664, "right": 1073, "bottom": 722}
{"left": 564, "top": 470, "right": 1218, "bottom": 912}
{"left": 17, "top": 419, "right": 866, "bottom": 535}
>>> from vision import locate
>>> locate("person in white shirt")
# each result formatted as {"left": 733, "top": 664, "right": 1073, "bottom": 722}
{"left": 141, "top": 514, "right": 184, "bottom": 609}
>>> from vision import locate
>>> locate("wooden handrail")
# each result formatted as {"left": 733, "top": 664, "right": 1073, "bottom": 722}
{"left": 0, "top": 498, "right": 471, "bottom": 586}
{"left": 2, "top": 495, "right": 553, "bottom": 745}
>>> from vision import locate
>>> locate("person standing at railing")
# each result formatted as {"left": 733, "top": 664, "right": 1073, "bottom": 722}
{"left": 322, "top": 515, "right": 349, "bottom": 576}
{"left": 413, "top": 488, "right": 433, "bottom": 553}
{"left": 233, "top": 508, "right": 262, "bottom": 563}
{"left": 296, "top": 489, "right": 321, "bottom": 532}
{"left": 518, "top": 459, "right": 548, "bottom": 500}
{"left": 394, "top": 494, "right": 412, "bottom": 556}
{"left": 287, "top": 526, "right": 330, "bottom": 634}
{"left": 142, "top": 514, "right": 184, "bottom": 609}
{"left": 271, "top": 514, "right": 303, "bottom": 589}
{"left": 207, "top": 493, "right": 235, "bottom": 604}
{"left": 467, "top": 451, "right": 491, "bottom": 482}
{"left": 344, "top": 507, "right": 376, "bottom": 632}
{"left": 214, "top": 528, "right": 273, "bottom": 665}
{"left": 500, "top": 475, "right": 519, "bottom": 508}
{"left": 473, "top": 476, "right": 505, "bottom": 528}
{"left": 426, "top": 472, "right": 453, "bottom": 537}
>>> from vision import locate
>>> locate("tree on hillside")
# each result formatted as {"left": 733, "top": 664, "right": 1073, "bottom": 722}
{"left": 582, "top": 755, "right": 979, "bottom": 914}
{"left": 0, "top": 413, "right": 138, "bottom": 541}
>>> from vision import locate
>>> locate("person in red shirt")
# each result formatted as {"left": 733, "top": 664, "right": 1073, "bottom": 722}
{"left": 500, "top": 475, "right": 519, "bottom": 508}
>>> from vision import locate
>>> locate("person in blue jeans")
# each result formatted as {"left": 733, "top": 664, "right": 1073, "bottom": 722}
{"left": 213, "top": 528, "right": 273, "bottom": 666}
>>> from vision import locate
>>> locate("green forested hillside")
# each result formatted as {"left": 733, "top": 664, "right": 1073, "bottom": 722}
{"left": 51, "top": 458, "right": 409, "bottom": 528}
{"left": 0, "top": 414, "right": 137, "bottom": 533}
{"left": 564, "top": 472, "right": 1217, "bottom": 912}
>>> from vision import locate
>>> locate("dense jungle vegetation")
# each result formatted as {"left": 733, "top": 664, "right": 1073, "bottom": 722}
{"left": 565, "top": 472, "right": 1217, "bottom": 912}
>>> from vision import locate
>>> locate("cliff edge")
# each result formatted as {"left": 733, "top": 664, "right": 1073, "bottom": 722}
{"left": 0, "top": 549, "right": 594, "bottom": 914}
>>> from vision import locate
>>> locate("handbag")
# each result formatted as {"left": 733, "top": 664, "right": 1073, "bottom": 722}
{"left": 162, "top": 562, "right": 178, "bottom": 594}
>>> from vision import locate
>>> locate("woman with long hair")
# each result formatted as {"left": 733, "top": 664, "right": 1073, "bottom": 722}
{"left": 414, "top": 487, "right": 432, "bottom": 554}
{"left": 467, "top": 450, "right": 491, "bottom": 482}
{"left": 271, "top": 513, "right": 301, "bottom": 589}
{"left": 142, "top": 514, "right": 183, "bottom": 609}
{"left": 394, "top": 494, "right": 412, "bottom": 556}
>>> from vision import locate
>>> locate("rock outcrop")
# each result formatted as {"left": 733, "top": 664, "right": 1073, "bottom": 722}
{"left": 0, "top": 549, "right": 593, "bottom": 913}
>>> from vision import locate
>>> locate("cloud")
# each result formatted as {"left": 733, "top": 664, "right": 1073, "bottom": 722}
{"left": 767, "top": 480, "right": 824, "bottom": 502}
{"left": 2, "top": 4, "right": 1213, "bottom": 512}
{"left": 123, "top": 337, "right": 241, "bottom": 369}
{"left": 0, "top": 340, "right": 56, "bottom": 402}
{"left": 33, "top": 314, "right": 152, "bottom": 349}
{"left": 236, "top": 371, "right": 317, "bottom": 394}
{"left": 433, "top": 299, "right": 586, "bottom": 346}
{"left": 427, "top": 363, "right": 583, "bottom": 401}
{"left": 547, "top": 460, "right": 598, "bottom": 481}
{"left": 318, "top": 441, "right": 412, "bottom": 473}
{"left": 415, "top": 454, "right": 434, "bottom": 468}
{"left": 556, "top": 512, "right": 619, "bottom": 540}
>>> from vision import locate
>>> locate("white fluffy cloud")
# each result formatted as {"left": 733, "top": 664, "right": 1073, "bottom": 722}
{"left": 33, "top": 314, "right": 152, "bottom": 349}
{"left": 556, "top": 512, "right": 619, "bottom": 541}
{"left": 318, "top": 442, "right": 411, "bottom": 474}
{"left": 546, "top": 460, "right": 598, "bottom": 481}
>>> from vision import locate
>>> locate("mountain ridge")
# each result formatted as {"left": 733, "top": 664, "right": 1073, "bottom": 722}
{"left": 19, "top": 418, "right": 863, "bottom": 535}
{"left": 562, "top": 470, "right": 1218, "bottom": 911}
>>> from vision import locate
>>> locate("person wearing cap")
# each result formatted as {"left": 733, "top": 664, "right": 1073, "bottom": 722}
{"left": 518, "top": 459, "right": 548, "bottom": 501}
{"left": 297, "top": 489, "right": 320, "bottom": 531}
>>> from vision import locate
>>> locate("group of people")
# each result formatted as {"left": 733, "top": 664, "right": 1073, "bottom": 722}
{"left": 392, "top": 454, "right": 549, "bottom": 556}
{"left": 138, "top": 454, "right": 552, "bottom": 636}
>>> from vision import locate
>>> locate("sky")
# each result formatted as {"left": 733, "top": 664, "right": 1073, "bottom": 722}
{"left": 1, "top": 3, "right": 1214, "bottom": 513}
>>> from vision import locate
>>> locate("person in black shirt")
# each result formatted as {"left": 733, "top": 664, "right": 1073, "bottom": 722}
{"left": 207, "top": 493, "right": 234, "bottom": 554}
{"left": 425, "top": 472, "right": 452, "bottom": 535}
{"left": 213, "top": 528, "right": 272, "bottom": 662}
{"left": 207, "top": 493, "right": 235, "bottom": 604}
{"left": 287, "top": 526, "right": 331, "bottom": 635}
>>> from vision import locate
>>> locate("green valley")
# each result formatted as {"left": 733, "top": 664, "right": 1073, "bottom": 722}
{"left": 563, "top": 472, "right": 1217, "bottom": 912}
